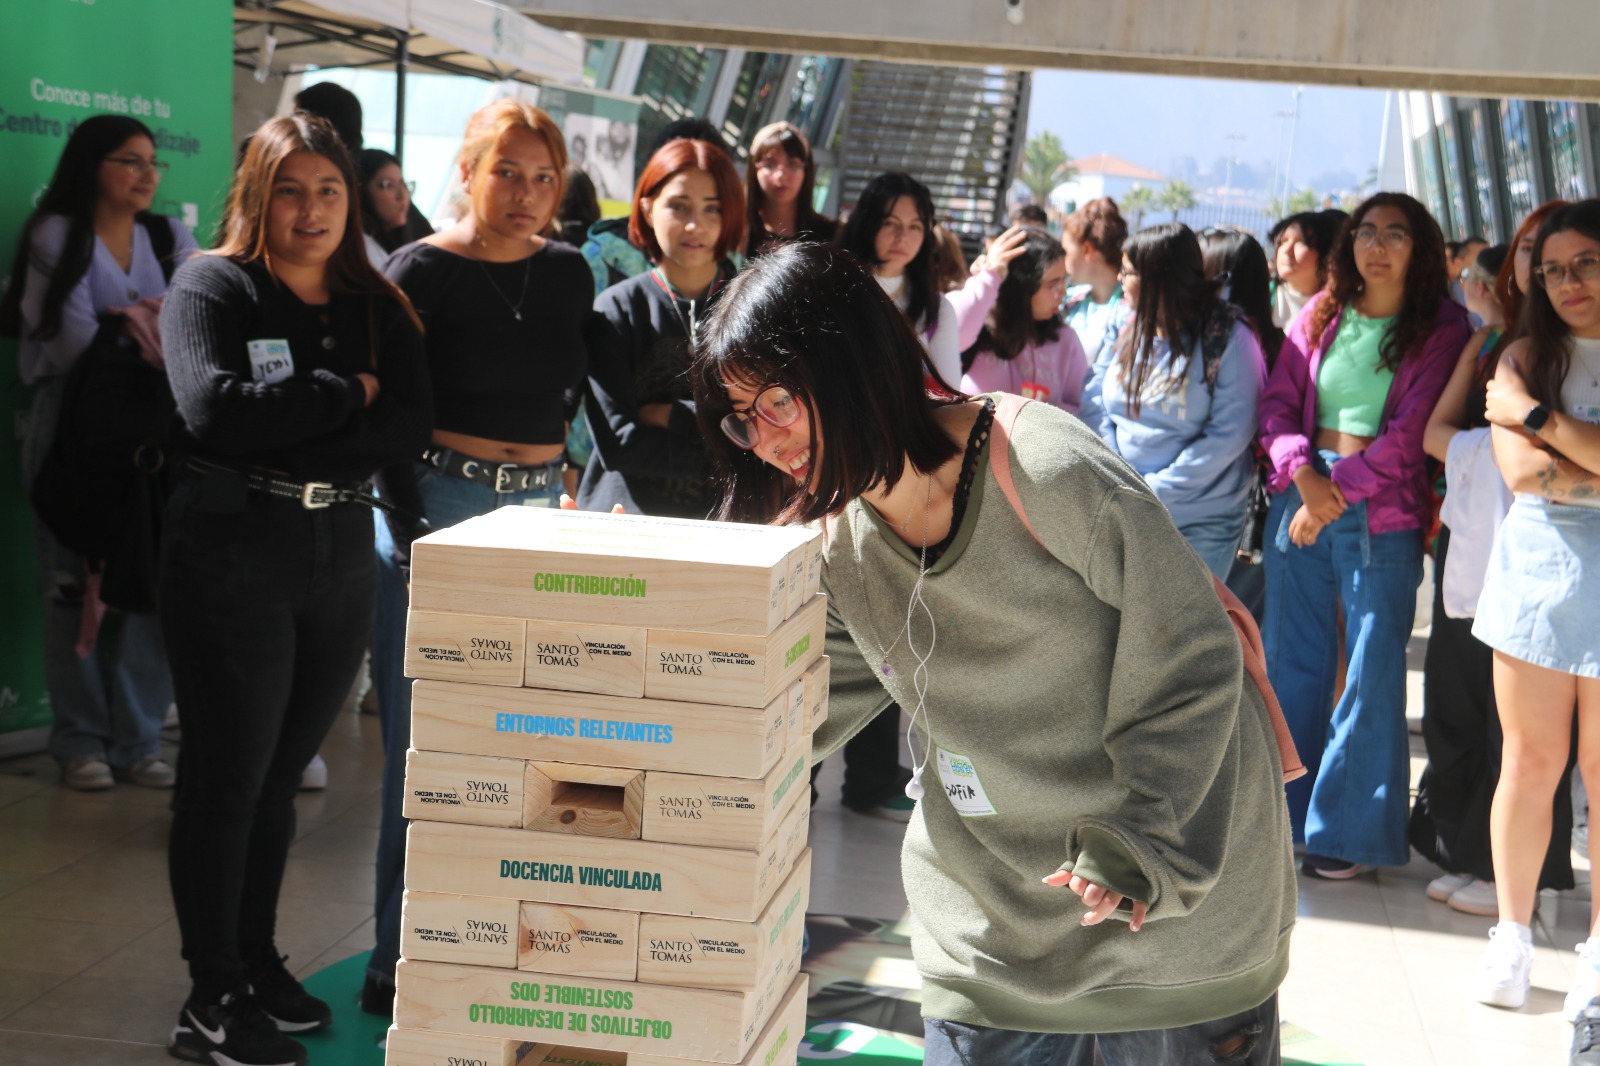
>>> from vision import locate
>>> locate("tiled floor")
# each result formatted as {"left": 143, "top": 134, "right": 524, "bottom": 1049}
{"left": 0, "top": 637, "right": 1587, "bottom": 1065}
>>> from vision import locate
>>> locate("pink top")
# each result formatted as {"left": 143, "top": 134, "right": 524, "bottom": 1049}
{"left": 950, "top": 270, "right": 1090, "bottom": 415}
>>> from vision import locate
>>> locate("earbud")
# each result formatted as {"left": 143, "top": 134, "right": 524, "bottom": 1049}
{"left": 905, "top": 771, "right": 924, "bottom": 801}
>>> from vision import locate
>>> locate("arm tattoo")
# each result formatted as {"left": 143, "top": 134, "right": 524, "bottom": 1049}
{"left": 1536, "top": 452, "right": 1599, "bottom": 500}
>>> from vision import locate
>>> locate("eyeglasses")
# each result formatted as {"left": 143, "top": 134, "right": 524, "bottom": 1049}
{"left": 1534, "top": 253, "right": 1600, "bottom": 289}
{"left": 104, "top": 156, "right": 169, "bottom": 176}
{"left": 755, "top": 157, "right": 806, "bottom": 176}
{"left": 374, "top": 178, "right": 415, "bottom": 195}
{"left": 719, "top": 385, "right": 801, "bottom": 450}
{"left": 1353, "top": 226, "right": 1411, "bottom": 250}
{"left": 1117, "top": 266, "right": 1138, "bottom": 281}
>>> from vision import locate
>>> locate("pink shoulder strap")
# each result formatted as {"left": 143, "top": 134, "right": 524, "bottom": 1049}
{"left": 986, "top": 394, "right": 1305, "bottom": 785}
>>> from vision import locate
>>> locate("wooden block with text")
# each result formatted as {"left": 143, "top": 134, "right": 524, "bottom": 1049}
{"left": 641, "top": 742, "right": 810, "bottom": 850}
{"left": 401, "top": 890, "right": 520, "bottom": 968}
{"left": 383, "top": 1025, "right": 528, "bottom": 1066}
{"left": 404, "top": 610, "right": 527, "bottom": 688}
{"left": 524, "top": 763, "right": 644, "bottom": 839}
{"left": 406, "top": 800, "right": 808, "bottom": 922}
{"left": 394, "top": 957, "right": 784, "bottom": 1064}
{"left": 410, "top": 507, "right": 815, "bottom": 635}
{"left": 403, "top": 749, "right": 526, "bottom": 828}
{"left": 411, "top": 680, "right": 787, "bottom": 780}
{"left": 643, "top": 595, "right": 826, "bottom": 708}
{"left": 518, "top": 902, "right": 640, "bottom": 981}
{"left": 637, "top": 851, "right": 810, "bottom": 992}
{"left": 523, "top": 620, "right": 647, "bottom": 698}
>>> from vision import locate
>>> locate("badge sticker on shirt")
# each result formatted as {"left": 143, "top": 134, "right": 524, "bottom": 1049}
{"left": 1573, "top": 403, "right": 1600, "bottom": 425}
{"left": 1020, "top": 381, "right": 1051, "bottom": 403}
{"left": 936, "top": 748, "right": 997, "bottom": 817}
{"left": 247, "top": 339, "right": 294, "bottom": 384}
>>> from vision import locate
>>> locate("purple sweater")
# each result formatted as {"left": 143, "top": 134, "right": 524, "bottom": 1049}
{"left": 1259, "top": 292, "right": 1470, "bottom": 534}
{"left": 951, "top": 270, "right": 1089, "bottom": 415}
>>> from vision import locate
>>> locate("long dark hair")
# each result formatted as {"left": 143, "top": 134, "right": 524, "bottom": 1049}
{"left": 214, "top": 115, "right": 420, "bottom": 333}
{"left": 1521, "top": 199, "right": 1600, "bottom": 411}
{"left": 1305, "top": 192, "right": 1448, "bottom": 372}
{"left": 964, "top": 228, "right": 1065, "bottom": 366}
{"left": 691, "top": 243, "right": 962, "bottom": 525}
{"left": 744, "top": 122, "right": 832, "bottom": 254}
{"left": 1269, "top": 209, "right": 1344, "bottom": 291}
{"left": 1116, "top": 223, "right": 1222, "bottom": 415}
{"left": 0, "top": 115, "right": 157, "bottom": 341}
{"left": 837, "top": 172, "right": 940, "bottom": 335}
{"left": 1203, "top": 229, "right": 1284, "bottom": 367}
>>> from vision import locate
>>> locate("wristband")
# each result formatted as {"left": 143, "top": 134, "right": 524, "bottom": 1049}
{"left": 1523, "top": 404, "right": 1551, "bottom": 434}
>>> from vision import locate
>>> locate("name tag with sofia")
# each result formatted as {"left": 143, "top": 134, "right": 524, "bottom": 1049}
{"left": 247, "top": 339, "right": 294, "bottom": 384}
{"left": 936, "top": 748, "right": 997, "bottom": 817}
{"left": 1020, "top": 381, "right": 1051, "bottom": 403}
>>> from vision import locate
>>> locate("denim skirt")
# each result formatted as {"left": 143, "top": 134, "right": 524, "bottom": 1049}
{"left": 1473, "top": 496, "right": 1600, "bottom": 677}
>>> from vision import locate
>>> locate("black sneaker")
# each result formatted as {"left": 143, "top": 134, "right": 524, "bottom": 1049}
{"left": 359, "top": 974, "right": 395, "bottom": 1018}
{"left": 247, "top": 955, "right": 332, "bottom": 1033}
{"left": 170, "top": 990, "right": 308, "bottom": 1066}
{"left": 1574, "top": 997, "right": 1600, "bottom": 1066}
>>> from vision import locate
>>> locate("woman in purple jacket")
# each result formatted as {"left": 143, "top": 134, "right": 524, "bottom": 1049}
{"left": 1259, "top": 193, "right": 1470, "bottom": 878}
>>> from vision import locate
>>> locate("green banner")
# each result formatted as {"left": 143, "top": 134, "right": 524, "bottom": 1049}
{"left": 0, "top": 0, "right": 233, "bottom": 743}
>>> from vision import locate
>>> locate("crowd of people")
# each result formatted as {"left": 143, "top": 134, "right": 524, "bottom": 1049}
{"left": 4, "top": 79, "right": 1599, "bottom": 1066}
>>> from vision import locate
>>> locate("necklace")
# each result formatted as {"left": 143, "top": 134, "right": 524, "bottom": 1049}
{"left": 476, "top": 255, "right": 533, "bottom": 321}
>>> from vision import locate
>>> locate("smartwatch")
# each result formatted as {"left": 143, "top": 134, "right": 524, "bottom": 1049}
{"left": 1523, "top": 404, "right": 1551, "bottom": 434}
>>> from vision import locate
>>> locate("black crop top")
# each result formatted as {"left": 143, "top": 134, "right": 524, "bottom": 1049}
{"left": 383, "top": 241, "right": 590, "bottom": 445}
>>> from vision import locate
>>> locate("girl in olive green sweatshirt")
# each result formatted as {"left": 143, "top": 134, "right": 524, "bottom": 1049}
{"left": 692, "top": 244, "right": 1297, "bottom": 1065}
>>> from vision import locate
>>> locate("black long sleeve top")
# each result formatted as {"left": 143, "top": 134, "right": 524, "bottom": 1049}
{"left": 159, "top": 255, "right": 432, "bottom": 484}
{"left": 576, "top": 267, "right": 729, "bottom": 518}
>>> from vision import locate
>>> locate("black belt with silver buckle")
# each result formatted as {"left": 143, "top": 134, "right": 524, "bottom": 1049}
{"left": 423, "top": 447, "right": 561, "bottom": 494}
{"left": 186, "top": 459, "right": 396, "bottom": 515}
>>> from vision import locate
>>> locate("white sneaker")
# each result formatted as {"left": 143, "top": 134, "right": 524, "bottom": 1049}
{"left": 1472, "top": 925, "right": 1534, "bottom": 1009}
{"left": 1426, "top": 872, "right": 1473, "bottom": 903}
{"left": 1446, "top": 879, "right": 1499, "bottom": 917}
{"left": 1567, "top": 938, "right": 1600, "bottom": 1022}
{"left": 298, "top": 754, "right": 327, "bottom": 791}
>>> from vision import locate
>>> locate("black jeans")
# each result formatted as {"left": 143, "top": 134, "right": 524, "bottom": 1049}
{"left": 160, "top": 473, "right": 375, "bottom": 994}
{"left": 923, "top": 994, "right": 1280, "bottom": 1066}
{"left": 811, "top": 703, "right": 912, "bottom": 811}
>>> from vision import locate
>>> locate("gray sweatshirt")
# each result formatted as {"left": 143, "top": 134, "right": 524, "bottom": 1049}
{"left": 814, "top": 397, "right": 1296, "bottom": 1033}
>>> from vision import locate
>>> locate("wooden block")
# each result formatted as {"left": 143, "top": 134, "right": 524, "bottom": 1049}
{"left": 641, "top": 742, "right": 810, "bottom": 850}
{"left": 642, "top": 595, "right": 827, "bottom": 709}
{"left": 406, "top": 799, "right": 808, "bottom": 921}
{"left": 522, "top": 974, "right": 808, "bottom": 1066}
{"left": 404, "top": 610, "right": 528, "bottom": 687}
{"left": 384, "top": 1025, "right": 526, "bottom": 1066}
{"left": 523, "top": 620, "right": 647, "bottom": 698}
{"left": 410, "top": 508, "right": 800, "bottom": 635}
{"left": 637, "top": 851, "right": 810, "bottom": 992}
{"left": 411, "top": 680, "right": 786, "bottom": 779}
{"left": 394, "top": 957, "right": 781, "bottom": 1064}
{"left": 519, "top": 902, "right": 640, "bottom": 981}
{"left": 401, "top": 890, "right": 520, "bottom": 968}
{"left": 404, "top": 749, "right": 526, "bottom": 828}
{"left": 525, "top": 763, "right": 644, "bottom": 839}
{"left": 801, "top": 655, "right": 830, "bottom": 733}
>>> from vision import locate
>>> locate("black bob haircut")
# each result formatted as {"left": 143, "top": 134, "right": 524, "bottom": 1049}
{"left": 692, "top": 242, "right": 963, "bottom": 526}
{"left": 836, "top": 172, "right": 941, "bottom": 337}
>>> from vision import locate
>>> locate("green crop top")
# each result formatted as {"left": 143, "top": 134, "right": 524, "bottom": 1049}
{"left": 1316, "top": 306, "right": 1396, "bottom": 436}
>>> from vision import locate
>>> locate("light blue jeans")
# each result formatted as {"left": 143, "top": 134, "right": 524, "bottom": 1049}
{"left": 368, "top": 459, "right": 561, "bottom": 985}
{"left": 1263, "top": 454, "right": 1423, "bottom": 867}
{"left": 1177, "top": 512, "right": 1246, "bottom": 579}
{"left": 21, "top": 378, "right": 170, "bottom": 768}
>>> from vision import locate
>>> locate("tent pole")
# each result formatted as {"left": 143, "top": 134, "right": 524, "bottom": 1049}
{"left": 394, "top": 30, "right": 409, "bottom": 167}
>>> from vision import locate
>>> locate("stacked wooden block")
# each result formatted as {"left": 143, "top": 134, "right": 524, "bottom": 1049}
{"left": 386, "top": 507, "right": 828, "bottom": 1066}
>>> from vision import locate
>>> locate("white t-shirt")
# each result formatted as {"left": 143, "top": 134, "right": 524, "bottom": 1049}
{"left": 876, "top": 273, "right": 961, "bottom": 387}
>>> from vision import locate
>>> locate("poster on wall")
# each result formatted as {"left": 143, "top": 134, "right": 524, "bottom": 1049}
{"left": 537, "top": 86, "right": 641, "bottom": 216}
{"left": 0, "top": 0, "right": 233, "bottom": 751}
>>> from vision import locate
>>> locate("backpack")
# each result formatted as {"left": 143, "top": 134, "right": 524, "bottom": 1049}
{"left": 986, "top": 393, "right": 1304, "bottom": 785}
{"left": 28, "top": 214, "right": 181, "bottom": 613}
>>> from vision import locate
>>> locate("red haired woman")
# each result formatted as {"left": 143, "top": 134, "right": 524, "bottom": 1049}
{"left": 578, "top": 137, "right": 746, "bottom": 517}
{"left": 158, "top": 114, "right": 431, "bottom": 1066}
{"left": 1259, "top": 193, "right": 1470, "bottom": 880}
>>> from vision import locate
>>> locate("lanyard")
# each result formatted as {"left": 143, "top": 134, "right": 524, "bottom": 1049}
{"left": 649, "top": 264, "right": 728, "bottom": 344}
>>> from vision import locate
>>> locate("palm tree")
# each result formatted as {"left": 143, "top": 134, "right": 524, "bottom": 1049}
{"left": 1019, "top": 131, "right": 1078, "bottom": 207}
{"left": 1121, "top": 184, "right": 1155, "bottom": 230}
{"left": 1157, "top": 180, "right": 1197, "bottom": 221}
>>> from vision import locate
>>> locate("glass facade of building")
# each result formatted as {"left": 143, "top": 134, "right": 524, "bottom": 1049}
{"left": 1405, "top": 93, "right": 1599, "bottom": 243}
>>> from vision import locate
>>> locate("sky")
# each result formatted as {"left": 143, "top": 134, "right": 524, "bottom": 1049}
{"left": 1027, "top": 69, "right": 1392, "bottom": 198}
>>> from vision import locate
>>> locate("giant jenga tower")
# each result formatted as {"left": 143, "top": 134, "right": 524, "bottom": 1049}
{"left": 384, "top": 507, "right": 827, "bottom": 1066}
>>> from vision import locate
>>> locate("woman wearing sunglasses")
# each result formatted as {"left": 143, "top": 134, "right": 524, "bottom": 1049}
{"left": 1259, "top": 193, "right": 1470, "bottom": 881}
{"left": 1470, "top": 200, "right": 1600, "bottom": 1015}
{"left": 694, "top": 242, "right": 1293, "bottom": 1065}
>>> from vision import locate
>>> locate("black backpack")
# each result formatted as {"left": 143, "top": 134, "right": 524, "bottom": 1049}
{"left": 28, "top": 214, "right": 181, "bottom": 613}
